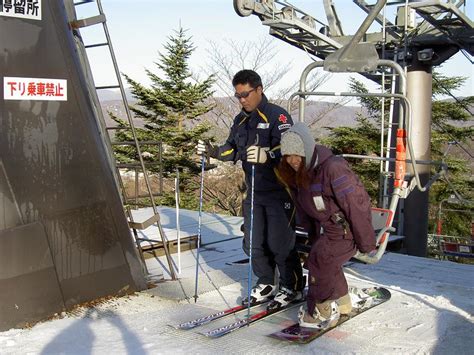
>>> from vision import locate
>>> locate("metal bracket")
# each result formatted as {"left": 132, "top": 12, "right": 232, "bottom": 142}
{"left": 324, "top": 42, "right": 380, "bottom": 72}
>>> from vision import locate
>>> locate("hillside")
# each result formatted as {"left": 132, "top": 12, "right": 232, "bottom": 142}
{"left": 98, "top": 93, "right": 363, "bottom": 139}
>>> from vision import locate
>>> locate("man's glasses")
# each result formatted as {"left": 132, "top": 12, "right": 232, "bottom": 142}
{"left": 234, "top": 88, "right": 256, "bottom": 99}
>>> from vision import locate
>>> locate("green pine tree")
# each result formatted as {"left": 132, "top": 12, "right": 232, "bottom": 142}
{"left": 113, "top": 27, "right": 215, "bottom": 209}
{"left": 428, "top": 73, "right": 473, "bottom": 238}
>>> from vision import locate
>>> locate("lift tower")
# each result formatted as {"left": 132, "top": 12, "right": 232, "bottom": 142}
{"left": 233, "top": 0, "right": 473, "bottom": 257}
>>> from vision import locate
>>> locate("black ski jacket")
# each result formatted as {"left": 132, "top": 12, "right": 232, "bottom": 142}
{"left": 212, "top": 95, "right": 292, "bottom": 201}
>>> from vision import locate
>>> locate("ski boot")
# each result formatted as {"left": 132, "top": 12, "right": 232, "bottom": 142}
{"left": 298, "top": 301, "right": 340, "bottom": 329}
{"left": 267, "top": 286, "right": 303, "bottom": 311}
{"left": 241, "top": 284, "right": 277, "bottom": 306}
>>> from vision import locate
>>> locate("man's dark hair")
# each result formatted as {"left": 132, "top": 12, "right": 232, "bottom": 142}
{"left": 232, "top": 69, "right": 263, "bottom": 89}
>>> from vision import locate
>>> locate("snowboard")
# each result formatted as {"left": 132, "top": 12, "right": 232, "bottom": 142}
{"left": 268, "top": 287, "right": 391, "bottom": 344}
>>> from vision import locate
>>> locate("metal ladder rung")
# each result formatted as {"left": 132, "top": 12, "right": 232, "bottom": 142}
{"left": 70, "top": 14, "right": 106, "bottom": 29}
{"left": 85, "top": 42, "right": 109, "bottom": 49}
{"left": 135, "top": 238, "right": 162, "bottom": 243}
{"left": 95, "top": 85, "right": 120, "bottom": 90}
{"left": 74, "top": 0, "right": 94, "bottom": 6}
{"left": 128, "top": 213, "right": 161, "bottom": 230}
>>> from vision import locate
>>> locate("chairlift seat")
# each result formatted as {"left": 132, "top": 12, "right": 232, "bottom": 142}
{"left": 371, "top": 207, "right": 395, "bottom": 245}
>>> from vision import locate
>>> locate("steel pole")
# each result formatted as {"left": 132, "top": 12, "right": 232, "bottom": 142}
{"left": 403, "top": 61, "right": 432, "bottom": 257}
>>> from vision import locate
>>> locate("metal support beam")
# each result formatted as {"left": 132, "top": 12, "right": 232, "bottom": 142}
{"left": 403, "top": 61, "right": 433, "bottom": 257}
{"left": 323, "top": 0, "right": 344, "bottom": 36}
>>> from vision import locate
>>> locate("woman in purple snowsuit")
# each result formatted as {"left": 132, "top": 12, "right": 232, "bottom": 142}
{"left": 278, "top": 122, "right": 376, "bottom": 329}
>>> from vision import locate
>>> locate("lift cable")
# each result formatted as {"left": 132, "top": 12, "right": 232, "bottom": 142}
{"left": 441, "top": 174, "right": 474, "bottom": 207}
{"left": 432, "top": 121, "right": 474, "bottom": 159}
{"left": 430, "top": 75, "right": 474, "bottom": 160}
{"left": 460, "top": 49, "right": 474, "bottom": 64}
{"left": 432, "top": 76, "right": 474, "bottom": 117}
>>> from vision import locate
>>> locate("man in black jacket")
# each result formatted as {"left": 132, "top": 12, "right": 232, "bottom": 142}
{"left": 196, "top": 70, "right": 304, "bottom": 309}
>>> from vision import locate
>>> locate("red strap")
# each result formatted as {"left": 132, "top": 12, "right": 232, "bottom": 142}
{"left": 394, "top": 129, "right": 406, "bottom": 188}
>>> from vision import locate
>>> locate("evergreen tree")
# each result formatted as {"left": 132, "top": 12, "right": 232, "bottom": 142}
{"left": 322, "top": 73, "right": 473, "bottom": 237}
{"left": 114, "top": 27, "right": 215, "bottom": 209}
{"left": 321, "top": 78, "right": 386, "bottom": 203}
{"left": 428, "top": 73, "right": 473, "bottom": 237}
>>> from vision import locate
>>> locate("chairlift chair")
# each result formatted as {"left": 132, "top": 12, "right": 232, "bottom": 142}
{"left": 290, "top": 59, "right": 417, "bottom": 264}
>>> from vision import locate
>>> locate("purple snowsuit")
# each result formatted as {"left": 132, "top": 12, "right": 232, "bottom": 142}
{"left": 292, "top": 145, "right": 375, "bottom": 315}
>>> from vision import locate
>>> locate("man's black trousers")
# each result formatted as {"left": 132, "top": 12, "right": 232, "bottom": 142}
{"left": 242, "top": 196, "right": 303, "bottom": 290}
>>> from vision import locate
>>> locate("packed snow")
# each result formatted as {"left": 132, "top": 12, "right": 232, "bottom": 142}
{"left": 1, "top": 208, "right": 473, "bottom": 354}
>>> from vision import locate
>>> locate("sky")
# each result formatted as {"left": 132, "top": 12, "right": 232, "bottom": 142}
{"left": 75, "top": 0, "right": 473, "bottom": 100}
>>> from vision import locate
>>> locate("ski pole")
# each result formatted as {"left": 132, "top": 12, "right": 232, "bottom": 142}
{"left": 175, "top": 169, "right": 181, "bottom": 275}
{"left": 193, "top": 153, "right": 206, "bottom": 303}
{"left": 246, "top": 164, "right": 255, "bottom": 321}
{"left": 246, "top": 134, "right": 259, "bottom": 321}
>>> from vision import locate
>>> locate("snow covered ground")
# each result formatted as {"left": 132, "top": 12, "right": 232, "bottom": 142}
{"left": 1, "top": 208, "right": 473, "bottom": 354}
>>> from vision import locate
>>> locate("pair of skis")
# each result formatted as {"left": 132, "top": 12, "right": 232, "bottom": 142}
{"left": 173, "top": 286, "right": 392, "bottom": 342}
{"left": 174, "top": 300, "right": 267, "bottom": 331}
{"left": 173, "top": 298, "right": 305, "bottom": 338}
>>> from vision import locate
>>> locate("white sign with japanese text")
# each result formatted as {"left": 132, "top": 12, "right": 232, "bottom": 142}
{"left": 4, "top": 77, "right": 67, "bottom": 101}
{"left": 0, "top": 0, "right": 41, "bottom": 21}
